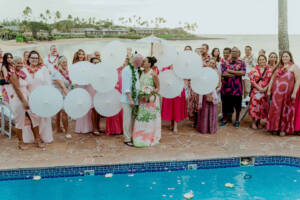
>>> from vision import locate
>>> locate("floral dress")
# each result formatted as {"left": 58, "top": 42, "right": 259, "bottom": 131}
{"left": 132, "top": 70, "right": 161, "bottom": 147}
{"left": 248, "top": 65, "right": 272, "bottom": 119}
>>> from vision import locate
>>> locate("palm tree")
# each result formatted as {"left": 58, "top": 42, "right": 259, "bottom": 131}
{"left": 67, "top": 14, "right": 73, "bottom": 20}
{"left": 22, "top": 6, "right": 32, "bottom": 21}
{"left": 55, "top": 11, "right": 61, "bottom": 23}
{"left": 278, "top": 0, "right": 289, "bottom": 55}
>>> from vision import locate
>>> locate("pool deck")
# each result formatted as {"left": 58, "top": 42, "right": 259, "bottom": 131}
{"left": 0, "top": 117, "right": 300, "bottom": 170}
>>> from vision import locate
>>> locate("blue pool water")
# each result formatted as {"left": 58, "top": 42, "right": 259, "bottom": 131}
{"left": 1, "top": 165, "right": 300, "bottom": 200}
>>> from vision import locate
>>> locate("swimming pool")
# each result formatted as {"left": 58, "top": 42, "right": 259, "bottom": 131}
{"left": 0, "top": 156, "right": 300, "bottom": 200}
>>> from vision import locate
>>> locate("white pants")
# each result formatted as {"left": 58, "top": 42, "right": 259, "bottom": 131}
{"left": 122, "top": 103, "right": 134, "bottom": 142}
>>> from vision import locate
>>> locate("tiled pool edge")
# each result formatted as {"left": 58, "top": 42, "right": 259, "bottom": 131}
{"left": 1, "top": 156, "right": 299, "bottom": 181}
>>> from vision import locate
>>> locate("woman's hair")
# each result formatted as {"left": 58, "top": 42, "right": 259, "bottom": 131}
{"left": 27, "top": 50, "right": 43, "bottom": 66}
{"left": 279, "top": 50, "right": 294, "bottom": 66}
{"left": 268, "top": 52, "right": 278, "bottom": 65}
{"left": 57, "top": 56, "right": 67, "bottom": 67}
{"left": 211, "top": 48, "right": 220, "bottom": 62}
{"left": 146, "top": 56, "right": 157, "bottom": 68}
{"left": 72, "top": 49, "right": 86, "bottom": 64}
{"left": 2, "top": 53, "right": 13, "bottom": 72}
{"left": 90, "top": 57, "right": 99, "bottom": 63}
{"left": 184, "top": 46, "right": 192, "bottom": 51}
{"left": 257, "top": 55, "right": 267, "bottom": 64}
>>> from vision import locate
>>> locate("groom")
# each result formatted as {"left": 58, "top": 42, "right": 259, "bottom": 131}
{"left": 121, "top": 53, "right": 144, "bottom": 147}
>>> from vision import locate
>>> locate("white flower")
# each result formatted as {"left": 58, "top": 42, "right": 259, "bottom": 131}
{"left": 142, "top": 86, "right": 152, "bottom": 94}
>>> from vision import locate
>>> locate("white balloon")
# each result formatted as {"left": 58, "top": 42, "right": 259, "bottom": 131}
{"left": 153, "top": 44, "right": 177, "bottom": 70}
{"left": 63, "top": 88, "right": 92, "bottom": 119}
{"left": 29, "top": 86, "right": 63, "bottom": 117}
{"left": 69, "top": 61, "right": 93, "bottom": 85}
{"left": 90, "top": 61, "right": 118, "bottom": 93}
{"left": 102, "top": 41, "right": 127, "bottom": 69}
{"left": 173, "top": 51, "right": 203, "bottom": 79}
{"left": 159, "top": 70, "right": 184, "bottom": 98}
{"left": 191, "top": 67, "right": 219, "bottom": 95}
{"left": 94, "top": 89, "right": 122, "bottom": 117}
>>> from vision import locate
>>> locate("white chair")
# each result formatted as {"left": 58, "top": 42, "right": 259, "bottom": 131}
{"left": 0, "top": 101, "right": 15, "bottom": 139}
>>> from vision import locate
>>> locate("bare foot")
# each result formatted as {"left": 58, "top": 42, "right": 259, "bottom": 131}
{"left": 18, "top": 142, "right": 28, "bottom": 150}
{"left": 251, "top": 122, "right": 258, "bottom": 130}
{"left": 279, "top": 132, "right": 286, "bottom": 137}
{"left": 36, "top": 140, "right": 46, "bottom": 148}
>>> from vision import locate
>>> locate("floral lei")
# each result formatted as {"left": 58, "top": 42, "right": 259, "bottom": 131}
{"left": 6, "top": 67, "right": 27, "bottom": 82}
{"left": 26, "top": 64, "right": 44, "bottom": 75}
{"left": 54, "top": 65, "right": 72, "bottom": 84}
{"left": 128, "top": 62, "right": 140, "bottom": 117}
{"left": 48, "top": 54, "right": 59, "bottom": 65}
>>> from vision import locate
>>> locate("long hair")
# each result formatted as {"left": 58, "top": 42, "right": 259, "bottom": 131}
{"left": 279, "top": 51, "right": 294, "bottom": 66}
{"left": 2, "top": 53, "right": 13, "bottom": 72}
{"left": 72, "top": 49, "right": 86, "bottom": 64}
{"left": 268, "top": 52, "right": 278, "bottom": 65}
{"left": 211, "top": 48, "right": 220, "bottom": 62}
{"left": 27, "top": 50, "right": 43, "bottom": 66}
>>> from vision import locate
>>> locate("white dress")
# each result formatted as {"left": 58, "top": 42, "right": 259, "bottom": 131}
{"left": 22, "top": 66, "right": 54, "bottom": 143}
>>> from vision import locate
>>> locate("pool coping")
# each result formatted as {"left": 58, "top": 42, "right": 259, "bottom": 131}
{"left": 1, "top": 155, "right": 299, "bottom": 181}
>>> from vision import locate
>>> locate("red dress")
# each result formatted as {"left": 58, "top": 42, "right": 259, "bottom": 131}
{"left": 267, "top": 67, "right": 296, "bottom": 134}
{"left": 105, "top": 67, "right": 123, "bottom": 135}
{"left": 294, "top": 88, "right": 300, "bottom": 132}
{"left": 248, "top": 66, "right": 272, "bottom": 119}
{"left": 161, "top": 66, "right": 187, "bottom": 122}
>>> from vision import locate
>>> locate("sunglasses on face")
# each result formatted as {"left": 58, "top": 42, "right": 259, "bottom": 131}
{"left": 30, "top": 57, "right": 39, "bottom": 60}
{"left": 7, "top": 56, "right": 13, "bottom": 59}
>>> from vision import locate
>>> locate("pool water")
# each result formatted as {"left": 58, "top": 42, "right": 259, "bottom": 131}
{"left": 1, "top": 165, "right": 300, "bottom": 200}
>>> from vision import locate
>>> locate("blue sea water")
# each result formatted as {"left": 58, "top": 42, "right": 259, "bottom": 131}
{"left": 0, "top": 166, "right": 300, "bottom": 200}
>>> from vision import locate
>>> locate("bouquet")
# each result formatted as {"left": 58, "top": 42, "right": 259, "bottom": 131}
{"left": 138, "top": 86, "right": 160, "bottom": 103}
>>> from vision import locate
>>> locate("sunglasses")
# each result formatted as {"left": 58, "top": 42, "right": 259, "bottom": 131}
{"left": 30, "top": 57, "right": 39, "bottom": 60}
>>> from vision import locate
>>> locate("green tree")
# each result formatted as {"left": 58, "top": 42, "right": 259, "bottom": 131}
{"left": 55, "top": 11, "right": 61, "bottom": 22}
{"left": 67, "top": 14, "right": 73, "bottom": 20}
{"left": 27, "top": 21, "right": 48, "bottom": 38}
{"left": 22, "top": 6, "right": 32, "bottom": 21}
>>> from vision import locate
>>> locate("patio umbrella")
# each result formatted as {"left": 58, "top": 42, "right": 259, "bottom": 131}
{"left": 29, "top": 86, "right": 63, "bottom": 118}
{"left": 63, "top": 88, "right": 92, "bottom": 119}
{"left": 69, "top": 61, "right": 93, "bottom": 85}
{"left": 159, "top": 70, "right": 184, "bottom": 98}
{"left": 173, "top": 51, "right": 203, "bottom": 79}
{"left": 102, "top": 41, "right": 127, "bottom": 69}
{"left": 94, "top": 89, "right": 122, "bottom": 117}
{"left": 191, "top": 67, "right": 219, "bottom": 95}
{"left": 90, "top": 61, "right": 118, "bottom": 93}
{"left": 137, "top": 35, "right": 168, "bottom": 56}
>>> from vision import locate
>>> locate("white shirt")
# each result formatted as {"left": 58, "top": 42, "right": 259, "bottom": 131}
{"left": 44, "top": 54, "right": 59, "bottom": 74}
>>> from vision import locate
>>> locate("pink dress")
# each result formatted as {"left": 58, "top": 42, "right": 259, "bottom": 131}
{"left": 22, "top": 66, "right": 54, "bottom": 143}
{"left": 161, "top": 66, "right": 187, "bottom": 122}
{"left": 74, "top": 84, "right": 94, "bottom": 134}
{"left": 295, "top": 88, "right": 300, "bottom": 132}
{"left": 4, "top": 73, "right": 39, "bottom": 130}
{"left": 196, "top": 90, "right": 218, "bottom": 134}
{"left": 106, "top": 68, "right": 123, "bottom": 135}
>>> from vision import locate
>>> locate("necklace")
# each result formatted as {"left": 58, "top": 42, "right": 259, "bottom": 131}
{"left": 48, "top": 54, "right": 59, "bottom": 64}
{"left": 26, "top": 64, "right": 44, "bottom": 75}
{"left": 54, "top": 65, "right": 72, "bottom": 84}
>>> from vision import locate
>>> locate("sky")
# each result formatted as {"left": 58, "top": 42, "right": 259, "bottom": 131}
{"left": 0, "top": 0, "right": 299, "bottom": 34}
